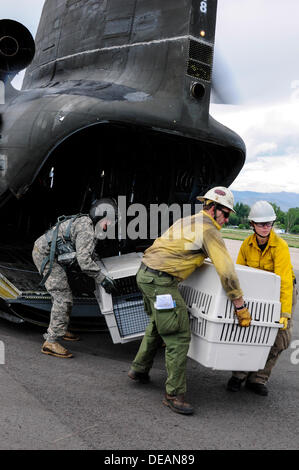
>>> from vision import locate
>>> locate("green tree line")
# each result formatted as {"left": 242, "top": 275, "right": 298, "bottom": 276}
{"left": 228, "top": 202, "right": 299, "bottom": 234}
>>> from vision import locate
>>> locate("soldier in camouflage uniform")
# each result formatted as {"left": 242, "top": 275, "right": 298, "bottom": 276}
{"left": 32, "top": 199, "right": 118, "bottom": 358}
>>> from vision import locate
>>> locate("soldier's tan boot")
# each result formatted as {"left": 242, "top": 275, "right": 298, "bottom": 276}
{"left": 41, "top": 341, "right": 73, "bottom": 358}
{"left": 62, "top": 331, "right": 80, "bottom": 341}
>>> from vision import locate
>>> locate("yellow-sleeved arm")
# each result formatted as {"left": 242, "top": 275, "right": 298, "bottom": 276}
{"left": 203, "top": 227, "right": 243, "bottom": 300}
{"left": 273, "top": 241, "right": 293, "bottom": 315}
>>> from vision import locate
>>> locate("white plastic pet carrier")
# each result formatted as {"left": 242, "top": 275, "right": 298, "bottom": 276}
{"left": 180, "top": 261, "right": 282, "bottom": 370}
{"left": 95, "top": 252, "right": 148, "bottom": 344}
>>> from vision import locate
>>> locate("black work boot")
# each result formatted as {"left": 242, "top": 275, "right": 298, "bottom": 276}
{"left": 163, "top": 393, "right": 194, "bottom": 415}
{"left": 128, "top": 368, "right": 150, "bottom": 384}
{"left": 245, "top": 381, "right": 268, "bottom": 396}
{"left": 226, "top": 376, "right": 245, "bottom": 392}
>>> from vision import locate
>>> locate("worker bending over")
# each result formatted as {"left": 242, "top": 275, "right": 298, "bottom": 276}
{"left": 128, "top": 187, "right": 251, "bottom": 415}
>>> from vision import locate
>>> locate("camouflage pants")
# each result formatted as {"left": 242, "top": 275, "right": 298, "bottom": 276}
{"left": 233, "top": 284, "right": 298, "bottom": 384}
{"left": 32, "top": 243, "right": 73, "bottom": 343}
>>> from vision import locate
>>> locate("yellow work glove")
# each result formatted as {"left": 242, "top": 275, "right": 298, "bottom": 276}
{"left": 279, "top": 314, "right": 289, "bottom": 330}
{"left": 234, "top": 306, "right": 251, "bottom": 327}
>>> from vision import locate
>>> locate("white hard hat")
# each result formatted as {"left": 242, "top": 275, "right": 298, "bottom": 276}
{"left": 248, "top": 201, "right": 276, "bottom": 223}
{"left": 197, "top": 186, "right": 235, "bottom": 212}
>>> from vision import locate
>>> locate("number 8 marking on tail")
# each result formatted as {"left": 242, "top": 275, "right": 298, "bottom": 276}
{"left": 200, "top": 1, "right": 207, "bottom": 14}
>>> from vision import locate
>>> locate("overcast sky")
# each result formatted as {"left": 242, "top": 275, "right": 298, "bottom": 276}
{"left": 2, "top": 0, "right": 299, "bottom": 195}
{"left": 212, "top": 0, "right": 299, "bottom": 195}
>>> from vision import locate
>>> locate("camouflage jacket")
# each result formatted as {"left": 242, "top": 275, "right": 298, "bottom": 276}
{"left": 34, "top": 215, "right": 106, "bottom": 283}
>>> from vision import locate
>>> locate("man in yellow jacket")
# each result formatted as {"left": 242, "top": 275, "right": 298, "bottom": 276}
{"left": 227, "top": 201, "right": 297, "bottom": 396}
{"left": 128, "top": 187, "right": 251, "bottom": 415}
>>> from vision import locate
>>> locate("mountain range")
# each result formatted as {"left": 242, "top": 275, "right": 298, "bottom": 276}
{"left": 233, "top": 191, "right": 299, "bottom": 212}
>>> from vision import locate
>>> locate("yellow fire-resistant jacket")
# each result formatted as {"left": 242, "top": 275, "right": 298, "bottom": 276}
{"left": 236, "top": 230, "right": 295, "bottom": 316}
{"left": 143, "top": 210, "right": 243, "bottom": 300}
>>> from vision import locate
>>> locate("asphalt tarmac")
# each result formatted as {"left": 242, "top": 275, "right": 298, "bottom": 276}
{"left": 0, "top": 240, "right": 298, "bottom": 451}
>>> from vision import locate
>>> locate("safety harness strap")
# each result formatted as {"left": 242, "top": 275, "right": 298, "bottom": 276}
{"left": 39, "top": 213, "right": 88, "bottom": 286}
{"left": 39, "top": 219, "right": 62, "bottom": 286}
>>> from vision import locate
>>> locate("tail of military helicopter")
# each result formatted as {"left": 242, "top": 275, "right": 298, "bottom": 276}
{"left": 0, "top": 0, "right": 246, "bottom": 328}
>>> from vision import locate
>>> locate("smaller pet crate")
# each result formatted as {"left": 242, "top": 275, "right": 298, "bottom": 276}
{"left": 180, "top": 261, "right": 282, "bottom": 371}
{"left": 95, "top": 252, "right": 149, "bottom": 343}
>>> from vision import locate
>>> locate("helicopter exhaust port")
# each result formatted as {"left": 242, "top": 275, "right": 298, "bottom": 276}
{"left": 0, "top": 36, "right": 19, "bottom": 57}
{"left": 0, "top": 19, "right": 35, "bottom": 80}
{"left": 191, "top": 82, "right": 205, "bottom": 100}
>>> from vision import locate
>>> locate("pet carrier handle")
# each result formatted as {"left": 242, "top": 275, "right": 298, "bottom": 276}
{"left": 189, "top": 304, "right": 204, "bottom": 320}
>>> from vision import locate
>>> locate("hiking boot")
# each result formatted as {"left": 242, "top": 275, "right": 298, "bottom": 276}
{"left": 163, "top": 393, "right": 194, "bottom": 415}
{"left": 41, "top": 341, "right": 73, "bottom": 358}
{"left": 128, "top": 369, "right": 150, "bottom": 384}
{"left": 227, "top": 376, "right": 245, "bottom": 392}
{"left": 63, "top": 331, "right": 80, "bottom": 341}
{"left": 245, "top": 381, "right": 268, "bottom": 396}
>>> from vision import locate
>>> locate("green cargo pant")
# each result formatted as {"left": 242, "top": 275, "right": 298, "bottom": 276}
{"left": 131, "top": 267, "right": 191, "bottom": 396}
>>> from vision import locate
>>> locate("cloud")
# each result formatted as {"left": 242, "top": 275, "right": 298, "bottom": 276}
{"left": 211, "top": 103, "right": 299, "bottom": 156}
{"left": 252, "top": 142, "right": 278, "bottom": 157}
{"left": 229, "top": 154, "right": 299, "bottom": 193}
{"left": 245, "top": 104, "right": 299, "bottom": 159}
{"left": 215, "top": 0, "right": 299, "bottom": 105}
{"left": 211, "top": 101, "right": 299, "bottom": 193}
